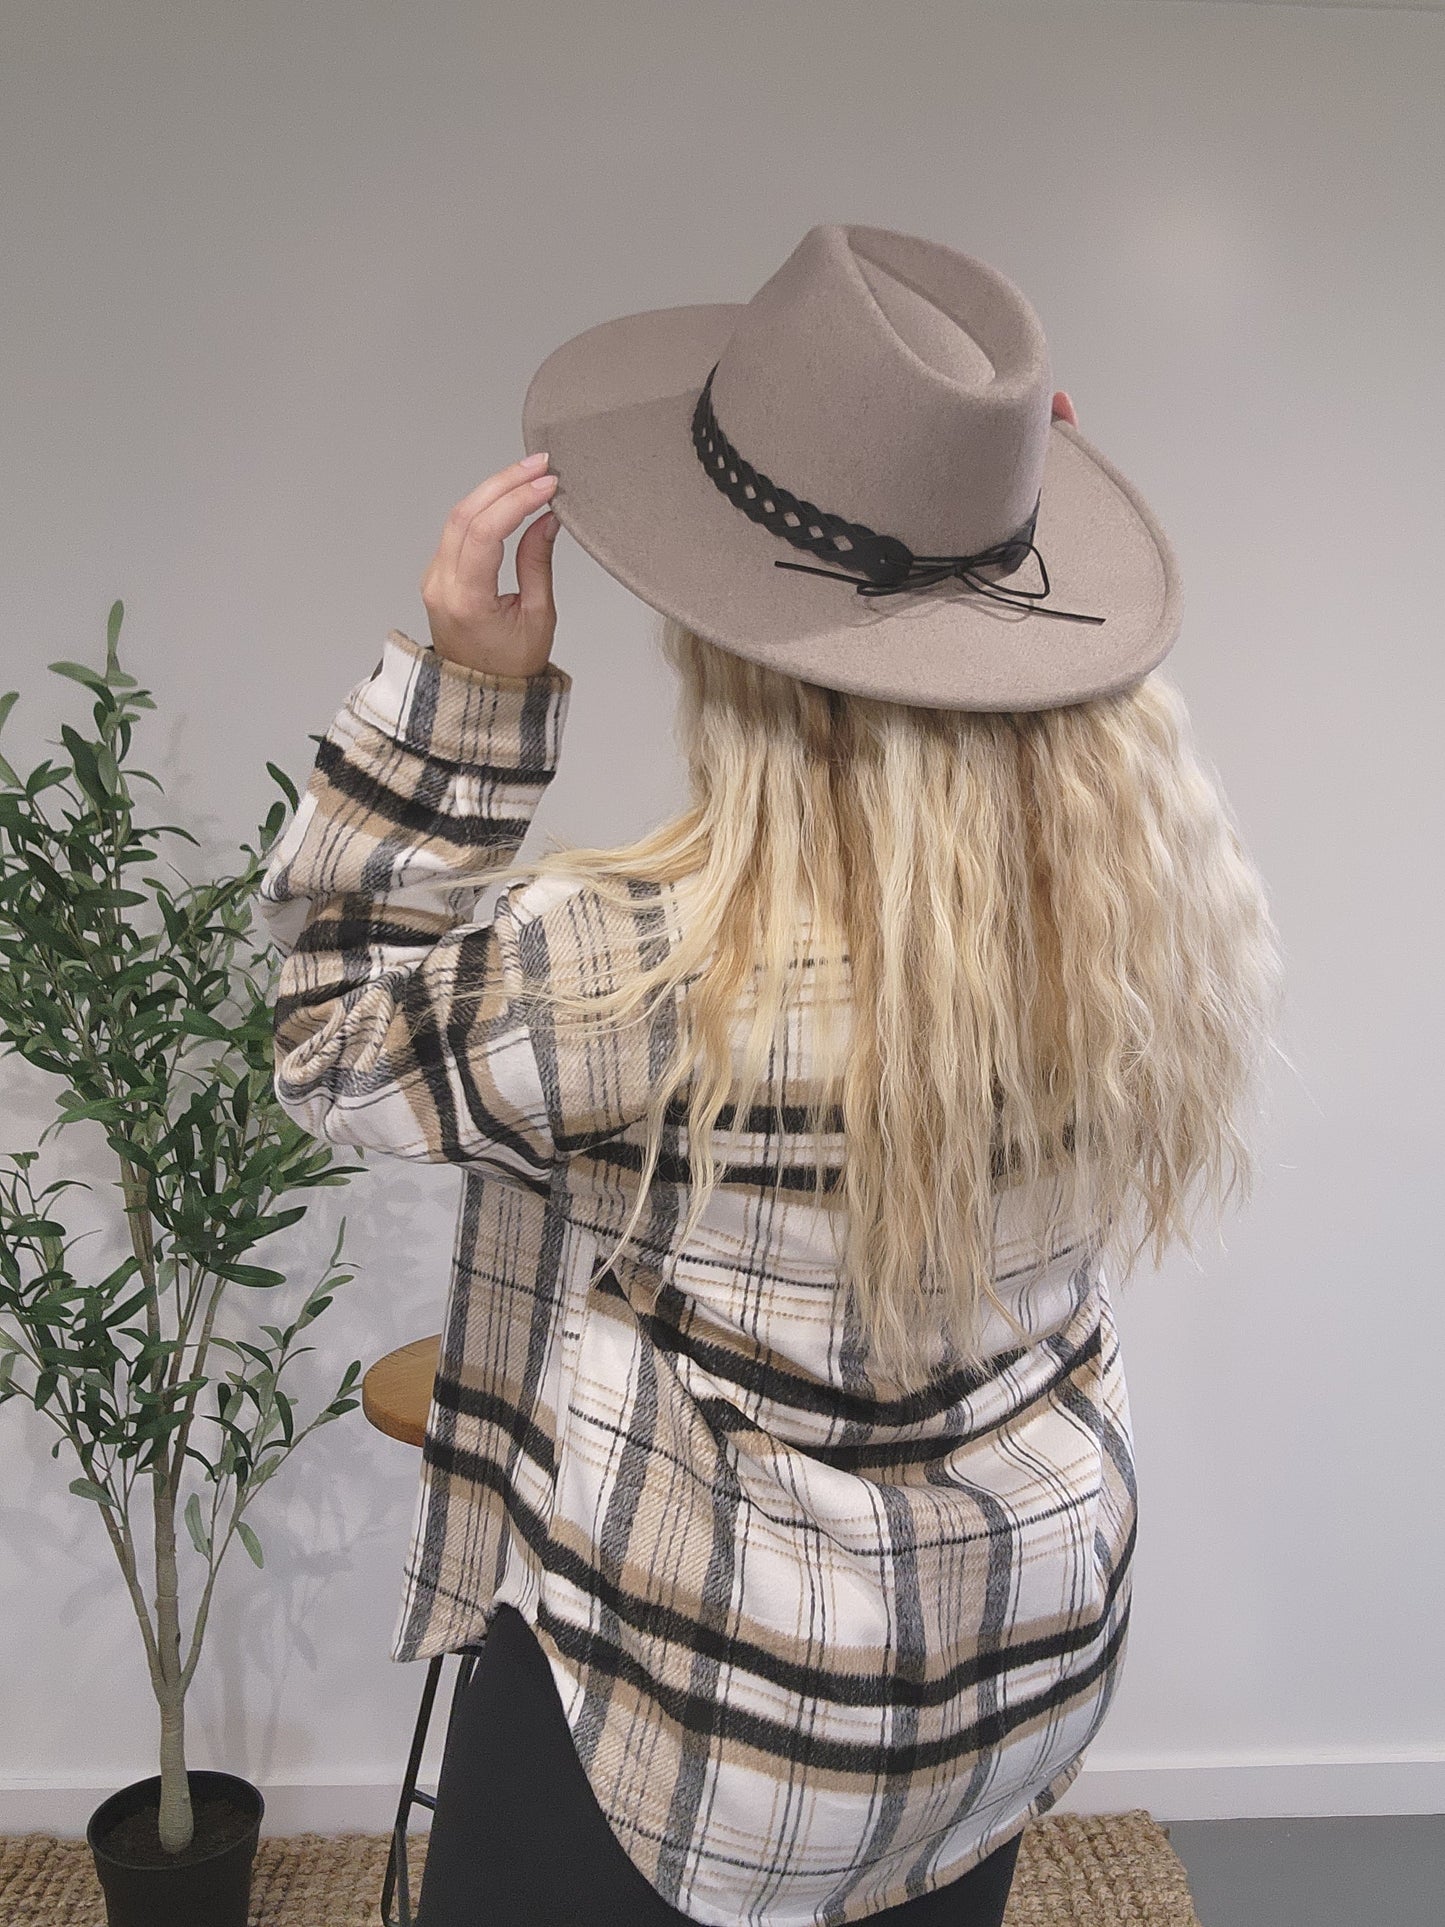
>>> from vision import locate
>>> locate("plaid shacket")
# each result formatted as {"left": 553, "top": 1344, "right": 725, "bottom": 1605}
{"left": 257, "top": 628, "right": 1136, "bottom": 1927}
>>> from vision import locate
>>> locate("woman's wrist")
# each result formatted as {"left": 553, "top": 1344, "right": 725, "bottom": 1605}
{"left": 428, "top": 631, "right": 555, "bottom": 680}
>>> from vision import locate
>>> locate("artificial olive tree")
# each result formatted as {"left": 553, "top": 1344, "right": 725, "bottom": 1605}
{"left": 0, "top": 601, "right": 363, "bottom": 1853}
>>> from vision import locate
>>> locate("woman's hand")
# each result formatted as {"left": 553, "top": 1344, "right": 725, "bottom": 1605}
{"left": 418, "top": 452, "right": 561, "bottom": 678}
{"left": 415, "top": 407, "right": 1074, "bottom": 681}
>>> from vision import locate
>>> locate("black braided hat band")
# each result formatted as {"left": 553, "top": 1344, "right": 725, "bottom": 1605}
{"left": 690, "top": 361, "right": 1105, "bottom": 624}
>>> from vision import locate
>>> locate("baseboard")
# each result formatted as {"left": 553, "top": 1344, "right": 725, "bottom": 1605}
{"left": 0, "top": 1777, "right": 408, "bottom": 1839}
{"left": 1064, "top": 1752, "right": 1445, "bottom": 1821}
{"left": 4, "top": 1754, "right": 1444, "bottom": 1840}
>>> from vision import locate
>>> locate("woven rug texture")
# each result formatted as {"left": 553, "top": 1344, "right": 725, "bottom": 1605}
{"left": 0, "top": 1811, "right": 1201, "bottom": 1925}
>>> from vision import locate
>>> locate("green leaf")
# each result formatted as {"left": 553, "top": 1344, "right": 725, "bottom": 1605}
{"left": 56, "top": 1096, "right": 122, "bottom": 1127}
{"left": 214, "top": 1263, "right": 287, "bottom": 1288}
{"left": 7, "top": 1214, "right": 69, "bottom": 1240}
{"left": 95, "top": 743, "right": 123, "bottom": 794}
{"left": 157, "top": 897, "right": 188, "bottom": 945}
{"left": 69, "top": 1477, "right": 113, "bottom": 1507}
{"left": 48, "top": 661, "right": 112, "bottom": 697}
{"left": 236, "top": 1520, "right": 265, "bottom": 1569}
{"left": 0, "top": 689, "right": 19, "bottom": 734}
{"left": 176, "top": 1010, "right": 232, "bottom": 1041}
{"left": 11, "top": 904, "right": 85, "bottom": 959}
{"left": 211, "top": 1336, "right": 272, "bottom": 1367}
{"left": 265, "top": 761, "right": 300, "bottom": 812}
{"left": 92, "top": 1254, "right": 143, "bottom": 1293}
{"left": 183, "top": 1491, "right": 210, "bottom": 1557}
{"left": 109, "top": 1136, "right": 158, "bottom": 1174}
{"left": 34, "top": 1172, "right": 86, "bottom": 1198}
{"left": 244, "top": 1206, "right": 307, "bottom": 1241}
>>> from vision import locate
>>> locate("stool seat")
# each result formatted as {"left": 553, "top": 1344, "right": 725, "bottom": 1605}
{"left": 362, "top": 1334, "right": 441, "bottom": 1448}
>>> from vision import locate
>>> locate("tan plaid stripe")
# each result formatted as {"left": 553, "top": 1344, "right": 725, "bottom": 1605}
{"left": 259, "top": 630, "right": 1137, "bottom": 1926}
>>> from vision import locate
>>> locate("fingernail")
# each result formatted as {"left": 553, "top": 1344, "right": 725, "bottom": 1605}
{"left": 542, "top": 512, "right": 561, "bottom": 538}
{"left": 530, "top": 472, "right": 557, "bottom": 491}
{"left": 522, "top": 450, "right": 549, "bottom": 469}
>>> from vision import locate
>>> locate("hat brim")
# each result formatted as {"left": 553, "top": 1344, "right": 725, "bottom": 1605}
{"left": 522, "top": 302, "right": 1182, "bottom": 710}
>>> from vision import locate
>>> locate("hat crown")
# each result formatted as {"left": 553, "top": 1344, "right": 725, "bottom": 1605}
{"left": 709, "top": 224, "right": 1053, "bottom": 557}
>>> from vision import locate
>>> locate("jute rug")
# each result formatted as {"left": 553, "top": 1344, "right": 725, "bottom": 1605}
{"left": 0, "top": 1811, "right": 1201, "bottom": 1924}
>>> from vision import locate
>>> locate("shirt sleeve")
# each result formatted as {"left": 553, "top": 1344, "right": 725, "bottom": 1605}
{"left": 255, "top": 628, "right": 572, "bottom": 1191}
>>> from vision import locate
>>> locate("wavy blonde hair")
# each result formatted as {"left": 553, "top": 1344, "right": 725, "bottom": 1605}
{"left": 484, "top": 615, "right": 1283, "bottom": 1381}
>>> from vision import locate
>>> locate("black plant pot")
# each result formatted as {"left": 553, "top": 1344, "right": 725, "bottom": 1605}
{"left": 86, "top": 1768, "right": 264, "bottom": 1927}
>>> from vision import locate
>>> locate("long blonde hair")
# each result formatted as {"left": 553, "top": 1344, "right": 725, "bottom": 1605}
{"left": 484, "top": 615, "right": 1283, "bottom": 1381}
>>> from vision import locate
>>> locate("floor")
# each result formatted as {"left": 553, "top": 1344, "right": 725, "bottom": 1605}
{"left": 1165, "top": 1815, "right": 1444, "bottom": 1927}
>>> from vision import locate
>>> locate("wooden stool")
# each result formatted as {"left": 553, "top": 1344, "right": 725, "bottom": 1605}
{"left": 363, "top": 1334, "right": 441, "bottom": 1449}
{"left": 363, "top": 1335, "right": 478, "bottom": 1927}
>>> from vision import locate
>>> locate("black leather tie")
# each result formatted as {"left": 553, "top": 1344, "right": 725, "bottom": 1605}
{"left": 691, "top": 361, "right": 1105, "bottom": 624}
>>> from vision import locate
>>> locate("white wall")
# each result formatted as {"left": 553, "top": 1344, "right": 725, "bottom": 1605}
{"left": 1, "top": 0, "right": 1441, "bottom": 1833}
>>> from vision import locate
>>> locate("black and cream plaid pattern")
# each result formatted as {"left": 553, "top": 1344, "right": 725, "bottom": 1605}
{"left": 258, "top": 629, "right": 1136, "bottom": 1927}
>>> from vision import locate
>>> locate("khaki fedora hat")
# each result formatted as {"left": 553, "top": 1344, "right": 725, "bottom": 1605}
{"left": 521, "top": 223, "right": 1182, "bottom": 711}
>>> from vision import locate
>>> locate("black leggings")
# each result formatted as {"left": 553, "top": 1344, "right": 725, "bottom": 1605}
{"left": 417, "top": 1603, "right": 1023, "bottom": 1927}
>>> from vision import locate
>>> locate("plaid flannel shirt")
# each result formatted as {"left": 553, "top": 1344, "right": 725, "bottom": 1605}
{"left": 257, "top": 629, "right": 1136, "bottom": 1927}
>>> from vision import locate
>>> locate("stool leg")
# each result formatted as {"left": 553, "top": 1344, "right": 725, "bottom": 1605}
{"left": 382, "top": 1656, "right": 443, "bottom": 1926}
{"left": 381, "top": 1649, "right": 484, "bottom": 1927}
